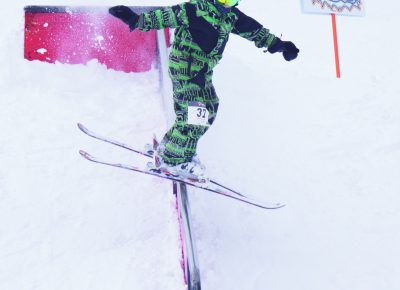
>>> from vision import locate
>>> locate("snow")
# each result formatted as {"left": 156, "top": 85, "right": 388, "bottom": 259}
{"left": 36, "top": 48, "right": 47, "bottom": 54}
{"left": 1, "top": 1, "right": 400, "bottom": 290}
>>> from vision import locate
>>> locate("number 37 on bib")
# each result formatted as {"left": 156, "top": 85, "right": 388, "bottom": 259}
{"left": 187, "top": 102, "right": 210, "bottom": 127}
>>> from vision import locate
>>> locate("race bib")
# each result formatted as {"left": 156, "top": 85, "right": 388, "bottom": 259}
{"left": 187, "top": 102, "right": 210, "bottom": 126}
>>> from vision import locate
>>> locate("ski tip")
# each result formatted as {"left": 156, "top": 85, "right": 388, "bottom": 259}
{"left": 79, "top": 150, "right": 92, "bottom": 159}
{"left": 259, "top": 204, "right": 286, "bottom": 210}
{"left": 273, "top": 203, "right": 286, "bottom": 209}
{"left": 77, "top": 123, "right": 87, "bottom": 132}
{"left": 255, "top": 201, "right": 285, "bottom": 210}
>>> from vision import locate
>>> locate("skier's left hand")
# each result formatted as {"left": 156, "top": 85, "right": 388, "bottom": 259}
{"left": 268, "top": 38, "right": 299, "bottom": 61}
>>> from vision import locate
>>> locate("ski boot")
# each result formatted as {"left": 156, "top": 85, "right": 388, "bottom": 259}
{"left": 146, "top": 147, "right": 207, "bottom": 183}
{"left": 166, "top": 160, "right": 208, "bottom": 183}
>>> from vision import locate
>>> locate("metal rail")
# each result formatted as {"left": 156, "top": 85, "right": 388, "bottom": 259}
{"left": 174, "top": 182, "right": 202, "bottom": 290}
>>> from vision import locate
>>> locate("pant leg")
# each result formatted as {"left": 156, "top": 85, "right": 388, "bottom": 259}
{"left": 160, "top": 79, "right": 219, "bottom": 165}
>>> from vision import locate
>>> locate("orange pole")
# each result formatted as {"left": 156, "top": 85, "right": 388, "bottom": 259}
{"left": 331, "top": 13, "right": 341, "bottom": 78}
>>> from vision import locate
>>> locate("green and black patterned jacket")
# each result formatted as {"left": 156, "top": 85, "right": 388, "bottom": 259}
{"left": 136, "top": 0, "right": 276, "bottom": 86}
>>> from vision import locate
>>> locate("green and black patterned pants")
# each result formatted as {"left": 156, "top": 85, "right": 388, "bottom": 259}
{"left": 159, "top": 78, "right": 219, "bottom": 165}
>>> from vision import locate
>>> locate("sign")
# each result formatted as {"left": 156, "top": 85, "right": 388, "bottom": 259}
{"left": 301, "top": 0, "right": 366, "bottom": 78}
{"left": 301, "top": 0, "right": 366, "bottom": 16}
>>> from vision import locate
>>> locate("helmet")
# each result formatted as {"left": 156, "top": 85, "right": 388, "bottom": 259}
{"left": 215, "top": 0, "right": 240, "bottom": 7}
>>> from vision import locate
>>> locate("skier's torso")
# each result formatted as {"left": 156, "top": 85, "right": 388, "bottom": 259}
{"left": 169, "top": 0, "right": 239, "bottom": 82}
{"left": 135, "top": 0, "right": 277, "bottom": 83}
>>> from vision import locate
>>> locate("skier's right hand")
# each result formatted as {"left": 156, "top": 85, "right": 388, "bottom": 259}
{"left": 109, "top": 5, "right": 139, "bottom": 32}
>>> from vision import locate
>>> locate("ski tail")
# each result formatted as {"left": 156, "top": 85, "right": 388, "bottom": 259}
{"left": 77, "top": 123, "right": 152, "bottom": 157}
{"left": 153, "top": 133, "right": 160, "bottom": 151}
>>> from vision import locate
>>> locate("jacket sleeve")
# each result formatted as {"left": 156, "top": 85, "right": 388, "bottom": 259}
{"left": 231, "top": 8, "right": 276, "bottom": 48}
{"left": 136, "top": 4, "right": 188, "bottom": 31}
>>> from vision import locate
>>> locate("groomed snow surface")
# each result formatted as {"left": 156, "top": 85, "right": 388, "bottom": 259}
{"left": 1, "top": 1, "right": 400, "bottom": 290}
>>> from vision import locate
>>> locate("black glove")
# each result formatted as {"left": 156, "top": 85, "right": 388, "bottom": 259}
{"left": 109, "top": 5, "right": 139, "bottom": 32}
{"left": 268, "top": 38, "right": 299, "bottom": 61}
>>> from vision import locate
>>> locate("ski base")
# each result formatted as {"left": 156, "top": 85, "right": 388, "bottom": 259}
{"left": 79, "top": 150, "right": 285, "bottom": 210}
{"left": 78, "top": 123, "right": 247, "bottom": 196}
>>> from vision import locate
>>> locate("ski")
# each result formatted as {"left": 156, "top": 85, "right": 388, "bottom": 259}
{"left": 77, "top": 123, "right": 152, "bottom": 158}
{"left": 77, "top": 123, "right": 245, "bottom": 197}
{"left": 79, "top": 150, "right": 285, "bottom": 210}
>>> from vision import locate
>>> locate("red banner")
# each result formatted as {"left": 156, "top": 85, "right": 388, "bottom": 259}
{"left": 24, "top": 7, "right": 169, "bottom": 73}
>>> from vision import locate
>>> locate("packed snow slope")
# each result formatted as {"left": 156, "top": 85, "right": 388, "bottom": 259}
{"left": 1, "top": 1, "right": 400, "bottom": 290}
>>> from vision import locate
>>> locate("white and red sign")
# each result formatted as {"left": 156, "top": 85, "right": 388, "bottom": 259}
{"left": 301, "top": 0, "right": 365, "bottom": 16}
{"left": 301, "top": 1, "right": 365, "bottom": 78}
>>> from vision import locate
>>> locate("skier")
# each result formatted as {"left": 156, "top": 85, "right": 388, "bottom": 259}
{"left": 109, "top": 0, "right": 299, "bottom": 181}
